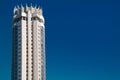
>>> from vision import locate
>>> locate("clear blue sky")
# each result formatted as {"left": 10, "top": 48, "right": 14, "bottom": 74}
{"left": 0, "top": 0, "right": 120, "bottom": 80}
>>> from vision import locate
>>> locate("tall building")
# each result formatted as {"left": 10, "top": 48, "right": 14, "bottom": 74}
{"left": 12, "top": 5, "right": 46, "bottom": 80}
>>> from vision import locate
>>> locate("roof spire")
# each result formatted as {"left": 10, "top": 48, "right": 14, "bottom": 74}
{"left": 21, "top": 4, "right": 23, "bottom": 8}
{"left": 17, "top": 5, "right": 19, "bottom": 9}
{"left": 31, "top": 3, "right": 32, "bottom": 7}
{"left": 35, "top": 4, "right": 37, "bottom": 9}
{"left": 26, "top": 4, "right": 28, "bottom": 10}
{"left": 14, "top": 6, "right": 17, "bottom": 13}
{"left": 38, "top": 6, "right": 40, "bottom": 10}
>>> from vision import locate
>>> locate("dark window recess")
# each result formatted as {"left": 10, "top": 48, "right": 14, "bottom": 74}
{"left": 31, "top": 17, "right": 43, "bottom": 23}
{"left": 26, "top": 18, "right": 28, "bottom": 21}
{"left": 13, "top": 16, "right": 27, "bottom": 23}
{"left": 13, "top": 17, "right": 22, "bottom": 23}
{"left": 41, "top": 44, "right": 43, "bottom": 47}
{"left": 22, "top": 17, "right": 26, "bottom": 20}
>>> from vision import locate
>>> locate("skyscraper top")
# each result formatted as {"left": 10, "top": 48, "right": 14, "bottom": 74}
{"left": 13, "top": 4, "right": 44, "bottom": 25}
{"left": 14, "top": 4, "right": 43, "bottom": 15}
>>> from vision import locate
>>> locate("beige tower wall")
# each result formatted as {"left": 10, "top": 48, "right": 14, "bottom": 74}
{"left": 21, "top": 14, "right": 27, "bottom": 80}
{"left": 27, "top": 10, "right": 32, "bottom": 80}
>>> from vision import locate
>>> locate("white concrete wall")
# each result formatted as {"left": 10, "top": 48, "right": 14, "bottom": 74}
{"left": 21, "top": 15, "right": 27, "bottom": 80}
{"left": 27, "top": 10, "right": 32, "bottom": 80}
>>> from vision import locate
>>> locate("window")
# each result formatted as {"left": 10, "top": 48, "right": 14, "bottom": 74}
{"left": 39, "top": 18, "right": 43, "bottom": 23}
{"left": 22, "top": 16, "right": 26, "bottom": 20}
{"left": 26, "top": 18, "right": 28, "bottom": 21}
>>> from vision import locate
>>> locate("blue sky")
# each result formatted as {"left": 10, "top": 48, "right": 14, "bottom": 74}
{"left": 0, "top": 0, "right": 120, "bottom": 80}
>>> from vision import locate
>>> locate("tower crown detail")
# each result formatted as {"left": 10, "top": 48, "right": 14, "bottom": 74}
{"left": 13, "top": 5, "right": 45, "bottom": 25}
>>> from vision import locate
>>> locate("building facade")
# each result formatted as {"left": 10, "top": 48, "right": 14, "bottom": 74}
{"left": 12, "top": 5, "right": 46, "bottom": 80}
